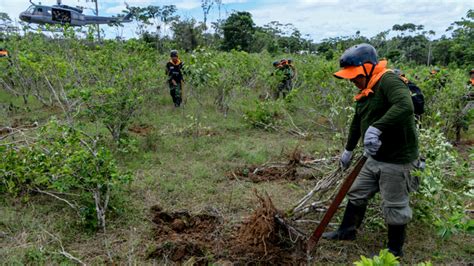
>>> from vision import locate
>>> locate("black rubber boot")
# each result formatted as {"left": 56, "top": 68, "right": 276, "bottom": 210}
{"left": 322, "top": 201, "right": 367, "bottom": 240}
{"left": 387, "top": 224, "right": 406, "bottom": 257}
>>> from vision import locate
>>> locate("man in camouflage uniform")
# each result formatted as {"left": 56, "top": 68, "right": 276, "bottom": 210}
{"left": 455, "top": 68, "right": 474, "bottom": 142}
{"left": 0, "top": 47, "right": 8, "bottom": 58}
{"left": 165, "top": 50, "right": 184, "bottom": 107}
{"left": 272, "top": 59, "right": 294, "bottom": 99}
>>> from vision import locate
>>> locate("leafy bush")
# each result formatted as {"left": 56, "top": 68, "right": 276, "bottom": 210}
{"left": 414, "top": 68, "right": 471, "bottom": 140}
{"left": 243, "top": 100, "right": 283, "bottom": 129}
{"left": 1, "top": 120, "right": 132, "bottom": 230}
{"left": 413, "top": 126, "right": 473, "bottom": 238}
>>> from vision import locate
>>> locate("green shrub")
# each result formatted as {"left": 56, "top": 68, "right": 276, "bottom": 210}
{"left": 1, "top": 120, "right": 132, "bottom": 230}
{"left": 413, "top": 126, "right": 473, "bottom": 238}
{"left": 243, "top": 100, "right": 283, "bottom": 129}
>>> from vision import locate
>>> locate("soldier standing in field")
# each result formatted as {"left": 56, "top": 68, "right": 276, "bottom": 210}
{"left": 427, "top": 66, "right": 447, "bottom": 89}
{"left": 165, "top": 50, "right": 184, "bottom": 107}
{"left": 272, "top": 59, "right": 294, "bottom": 99}
{"left": 468, "top": 68, "right": 474, "bottom": 87}
{"left": 323, "top": 43, "right": 420, "bottom": 258}
{"left": 455, "top": 68, "right": 474, "bottom": 142}
{"left": 288, "top": 58, "right": 297, "bottom": 81}
{"left": 0, "top": 47, "right": 9, "bottom": 57}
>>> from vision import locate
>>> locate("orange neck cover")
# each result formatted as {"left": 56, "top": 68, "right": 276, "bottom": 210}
{"left": 354, "top": 60, "right": 389, "bottom": 101}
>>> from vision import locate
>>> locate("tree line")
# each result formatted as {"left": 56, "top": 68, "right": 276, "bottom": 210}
{"left": 124, "top": 5, "right": 472, "bottom": 67}
{"left": 0, "top": 3, "right": 472, "bottom": 67}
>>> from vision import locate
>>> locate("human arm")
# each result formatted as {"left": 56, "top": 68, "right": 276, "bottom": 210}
{"left": 371, "top": 73, "right": 414, "bottom": 131}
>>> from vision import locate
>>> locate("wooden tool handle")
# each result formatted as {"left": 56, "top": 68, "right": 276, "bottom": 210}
{"left": 306, "top": 156, "right": 368, "bottom": 253}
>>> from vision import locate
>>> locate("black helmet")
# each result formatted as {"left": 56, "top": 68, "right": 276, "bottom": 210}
{"left": 470, "top": 68, "right": 474, "bottom": 74}
{"left": 288, "top": 58, "right": 293, "bottom": 64}
{"left": 273, "top": 61, "right": 279, "bottom": 67}
{"left": 339, "top": 43, "right": 378, "bottom": 68}
{"left": 170, "top": 50, "right": 178, "bottom": 57}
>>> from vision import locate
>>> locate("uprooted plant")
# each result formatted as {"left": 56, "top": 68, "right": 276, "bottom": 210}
{"left": 230, "top": 147, "right": 338, "bottom": 182}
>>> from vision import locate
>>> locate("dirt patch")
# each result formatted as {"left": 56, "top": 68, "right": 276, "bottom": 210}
{"left": 148, "top": 205, "right": 223, "bottom": 263}
{"left": 230, "top": 149, "right": 326, "bottom": 182}
{"left": 148, "top": 192, "right": 306, "bottom": 264}
{"left": 128, "top": 124, "right": 154, "bottom": 136}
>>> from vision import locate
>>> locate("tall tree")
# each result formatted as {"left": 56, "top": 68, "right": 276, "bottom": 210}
{"left": 442, "top": 9, "right": 474, "bottom": 66}
{"left": 0, "top": 12, "right": 17, "bottom": 38}
{"left": 214, "top": 0, "right": 223, "bottom": 20}
{"left": 221, "top": 11, "right": 255, "bottom": 52}
{"left": 171, "top": 18, "right": 205, "bottom": 52}
{"left": 160, "top": 5, "right": 178, "bottom": 36}
{"left": 201, "top": 0, "right": 213, "bottom": 30}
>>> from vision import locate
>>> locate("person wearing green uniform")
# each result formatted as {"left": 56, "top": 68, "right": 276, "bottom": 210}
{"left": 0, "top": 47, "right": 9, "bottom": 57}
{"left": 165, "top": 50, "right": 184, "bottom": 107}
{"left": 323, "top": 44, "right": 420, "bottom": 258}
{"left": 455, "top": 68, "right": 474, "bottom": 142}
{"left": 272, "top": 59, "right": 294, "bottom": 99}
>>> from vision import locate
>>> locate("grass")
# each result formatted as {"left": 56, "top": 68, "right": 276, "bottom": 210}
{"left": 1, "top": 89, "right": 473, "bottom": 264}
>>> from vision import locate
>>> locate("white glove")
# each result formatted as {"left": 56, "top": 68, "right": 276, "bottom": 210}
{"left": 417, "top": 158, "right": 426, "bottom": 171}
{"left": 340, "top": 149, "right": 353, "bottom": 169}
{"left": 364, "top": 126, "right": 382, "bottom": 156}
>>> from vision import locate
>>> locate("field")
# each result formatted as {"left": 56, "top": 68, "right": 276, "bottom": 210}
{"left": 0, "top": 35, "right": 473, "bottom": 265}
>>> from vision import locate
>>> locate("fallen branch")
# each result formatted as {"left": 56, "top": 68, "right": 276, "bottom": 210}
{"left": 292, "top": 168, "right": 342, "bottom": 214}
{"left": 0, "top": 124, "right": 39, "bottom": 141}
{"left": 59, "top": 250, "right": 86, "bottom": 266}
{"left": 34, "top": 188, "right": 81, "bottom": 218}
{"left": 42, "top": 229, "right": 86, "bottom": 266}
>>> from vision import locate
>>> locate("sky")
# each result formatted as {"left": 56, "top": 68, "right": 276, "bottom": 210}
{"left": 0, "top": 0, "right": 471, "bottom": 41}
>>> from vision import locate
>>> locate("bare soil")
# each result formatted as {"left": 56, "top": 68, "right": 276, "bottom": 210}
{"left": 147, "top": 205, "right": 223, "bottom": 264}
{"left": 128, "top": 123, "right": 154, "bottom": 136}
{"left": 148, "top": 192, "right": 306, "bottom": 264}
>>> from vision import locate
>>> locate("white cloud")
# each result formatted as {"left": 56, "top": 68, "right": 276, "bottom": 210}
{"left": 222, "top": 0, "right": 248, "bottom": 3}
{"left": 175, "top": 0, "right": 201, "bottom": 10}
{"left": 105, "top": 5, "right": 127, "bottom": 15}
{"left": 247, "top": 0, "right": 471, "bottom": 41}
{"left": 101, "top": 0, "right": 201, "bottom": 10}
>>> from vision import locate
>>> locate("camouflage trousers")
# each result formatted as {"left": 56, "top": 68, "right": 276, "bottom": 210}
{"left": 169, "top": 82, "right": 182, "bottom": 107}
{"left": 347, "top": 156, "right": 420, "bottom": 225}
{"left": 274, "top": 79, "right": 292, "bottom": 99}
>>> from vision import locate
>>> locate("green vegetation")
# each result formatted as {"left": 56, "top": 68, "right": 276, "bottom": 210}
{"left": 0, "top": 6, "right": 473, "bottom": 265}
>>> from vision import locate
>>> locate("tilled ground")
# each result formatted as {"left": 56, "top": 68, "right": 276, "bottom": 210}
{"left": 128, "top": 123, "right": 154, "bottom": 136}
{"left": 148, "top": 205, "right": 224, "bottom": 264}
{"left": 148, "top": 192, "right": 307, "bottom": 264}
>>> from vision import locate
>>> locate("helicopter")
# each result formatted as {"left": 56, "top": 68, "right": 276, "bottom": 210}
{"left": 19, "top": 0, "right": 132, "bottom": 26}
